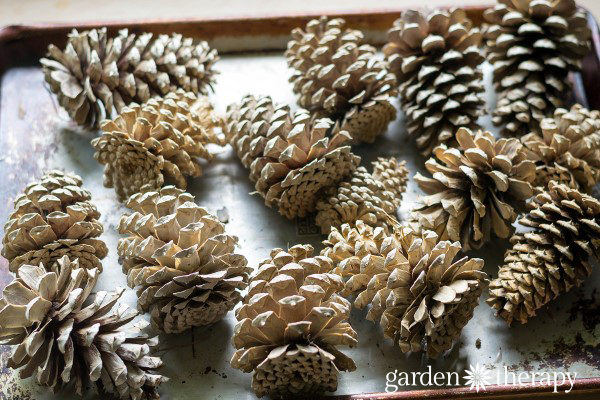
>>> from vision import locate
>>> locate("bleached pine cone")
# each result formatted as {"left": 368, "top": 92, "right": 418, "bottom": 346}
{"left": 488, "top": 182, "right": 600, "bottom": 325}
{"left": 484, "top": 0, "right": 591, "bottom": 135}
{"left": 286, "top": 16, "right": 398, "bottom": 144}
{"left": 384, "top": 8, "right": 485, "bottom": 155}
{"left": 92, "top": 89, "right": 224, "bottom": 201}
{"left": 323, "top": 221, "right": 487, "bottom": 358}
{"left": 118, "top": 186, "right": 251, "bottom": 333}
{"left": 225, "top": 95, "right": 360, "bottom": 219}
{"left": 521, "top": 104, "right": 600, "bottom": 192}
{"left": 231, "top": 244, "right": 357, "bottom": 398}
{"left": 315, "top": 157, "right": 409, "bottom": 233}
{"left": 1, "top": 170, "right": 107, "bottom": 273}
{"left": 412, "top": 128, "right": 535, "bottom": 250}
{"left": 0, "top": 256, "right": 167, "bottom": 399}
{"left": 41, "top": 28, "right": 218, "bottom": 127}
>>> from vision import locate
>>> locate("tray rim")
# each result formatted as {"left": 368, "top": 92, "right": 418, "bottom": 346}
{"left": 331, "top": 376, "right": 600, "bottom": 399}
{"left": 0, "top": 4, "right": 599, "bottom": 400}
{"left": 0, "top": 5, "right": 487, "bottom": 34}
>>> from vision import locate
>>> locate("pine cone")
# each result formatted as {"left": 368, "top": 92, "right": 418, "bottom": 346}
{"left": 225, "top": 95, "right": 290, "bottom": 169}
{"left": 321, "top": 220, "right": 388, "bottom": 292}
{"left": 1, "top": 170, "right": 107, "bottom": 273}
{"left": 41, "top": 28, "right": 218, "bottom": 128}
{"left": 231, "top": 244, "right": 357, "bottom": 398}
{"left": 521, "top": 104, "right": 600, "bottom": 192}
{"left": 92, "top": 89, "right": 224, "bottom": 202}
{"left": 484, "top": 0, "right": 591, "bottom": 136}
{"left": 225, "top": 95, "right": 360, "bottom": 219}
{"left": 118, "top": 186, "right": 250, "bottom": 333}
{"left": 315, "top": 157, "right": 409, "bottom": 233}
{"left": 0, "top": 256, "right": 167, "bottom": 399}
{"left": 488, "top": 181, "right": 600, "bottom": 325}
{"left": 371, "top": 156, "right": 410, "bottom": 199}
{"left": 384, "top": 9, "right": 485, "bottom": 156}
{"left": 323, "top": 221, "right": 487, "bottom": 358}
{"left": 286, "top": 16, "right": 397, "bottom": 144}
{"left": 412, "top": 128, "right": 535, "bottom": 250}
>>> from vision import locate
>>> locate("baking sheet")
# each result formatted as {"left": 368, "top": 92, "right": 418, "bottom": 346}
{"left": 1, "top": 52, "right": 600, "bottom": 400}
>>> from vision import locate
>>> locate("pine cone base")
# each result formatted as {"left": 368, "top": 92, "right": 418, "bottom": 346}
{"left": 252, "top": 344, "right": 339, "bottom": 398}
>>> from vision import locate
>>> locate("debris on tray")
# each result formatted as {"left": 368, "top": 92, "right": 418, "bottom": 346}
{"left": 216, "top": 206, "right": 230, "bottom": 223}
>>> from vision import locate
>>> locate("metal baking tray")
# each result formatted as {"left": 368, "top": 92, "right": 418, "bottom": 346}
{"left": 1, "top": 6, "right": 600, "bottom": 400}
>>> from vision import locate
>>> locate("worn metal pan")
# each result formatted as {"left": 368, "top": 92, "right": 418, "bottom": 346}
{"left": 0, "top": 5, "right": 600, "bottom": 399}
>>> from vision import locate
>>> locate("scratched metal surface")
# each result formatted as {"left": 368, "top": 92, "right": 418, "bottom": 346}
{"left": 0, "top": 52, "right": 600, "bottom": 400}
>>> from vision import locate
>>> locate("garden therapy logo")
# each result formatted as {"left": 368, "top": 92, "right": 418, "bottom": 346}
{"left": 463, "top": 364, "right": 492, "bottom": 393}
{"left": 385, "top": 365, "right": 577, "bottom": 394}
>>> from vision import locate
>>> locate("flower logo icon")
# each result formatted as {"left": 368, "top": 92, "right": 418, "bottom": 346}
{"left": 463, "top": 363, "right": 492, "bottom": 392}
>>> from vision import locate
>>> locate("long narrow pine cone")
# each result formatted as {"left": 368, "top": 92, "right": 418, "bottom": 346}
{"left": 488, "top": 181, "right": 600, "bottom": 325}
{"left": 231, "top": 244, "right": 357, "bottom": 398}
{"left": 118, "top": 186, "right": 251, "bottom": 333}
{"left": 323, "top": 221, "right": 487, "bottom": 358}
{"left": 225, "top": 95, "right": 360, "bottom": 219}
{"left": 1, "top": 170, "right": 107, "bottom": 273}
{"left": 484, "top": 0, "right": 591, "bottom": 136}
{"left": 286, "top": 16, "right": 398, "bottom": 144}
{"left": 412, "top": 128, "right": 535, "bottom": 250}
{"left": 0, "top": 256, "right": 167, "bottom": 399}
{"left": 521, "top": 104, "right": 600, "bottom": 192}
{"left": 92, "top": 89, "right": 224, "bottom": 202}
{"left": 41, "top": 27, "right": 218, "bottom": 128}
{"left": 315, "top": 157, "right": 409, "bottom": 234}
{"left": 384, "top": 9, "right": 485, "bottom": 156}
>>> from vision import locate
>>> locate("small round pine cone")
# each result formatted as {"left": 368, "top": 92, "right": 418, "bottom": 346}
{"left": 315, "top": 157, "right": 409, "bottom": 234}
{"left": 484, "top": 0, "right": 591, "bottom": 136}
{"left": 488, "top": 181, "right": 600, "bottom": 325}
{"left": 231, "top": 244, "right": 357, "bottom": 398}
{"left": 41, "top": 28, "right": 219, "bottom": 128}
{"left": 371, "top": 157, "right": 409, "bottom": 199}
{"left": 225, "top": 95, "right": 291, "bottom": 169}
{"left": 384, "top": 8, "right": 485, "bottom": 155}
{"left": 225, "top": 95, "right": 361, "bottom": 219}
{"left": 118, "top": 186, "right": 250, "bottom": 334}
{"left": 286, "top": 16, "right": 397, "bottom": 144}
{"left": 1, "top": 170, "right": 107, "bottom": 273}
{"left": 323, "top": 221, "right": 487, "bottom": 358}
{"left": 412, "top": 128, "right": 535, "bottom": 250}
{"left": 92, "top": 89, "right": 224, "bottom": 202}
{"left": 0, "top": 256, "right": 167, "bottom": 399}
{"left": 521, "top": 104, "right": 600, "bottom": 192}
{"left": 321, "top": 221, "right": 388, "bottom": 297}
